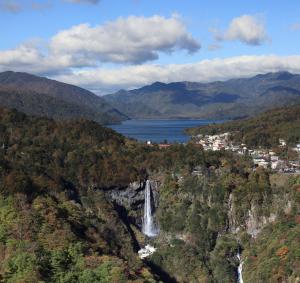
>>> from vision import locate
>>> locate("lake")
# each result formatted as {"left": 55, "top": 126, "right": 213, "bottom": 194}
{"left": 109, "top": 119, "right": 223, "bottom": 143}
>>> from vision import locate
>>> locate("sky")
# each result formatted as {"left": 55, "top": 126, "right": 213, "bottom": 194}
{"left": 1, "top": 0, "right": 300, "bottom": 94}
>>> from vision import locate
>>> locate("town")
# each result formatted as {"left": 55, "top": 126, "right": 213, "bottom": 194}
{"left": 192, "top": 133, "right": 300, "bottom": 173}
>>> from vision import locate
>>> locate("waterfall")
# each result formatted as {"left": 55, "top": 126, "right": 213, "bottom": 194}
{"left": 237, "top": 253, "right": 244, "bottom": 283}
{"left": 142, "top": 180, "right": 158, "bottom": 237}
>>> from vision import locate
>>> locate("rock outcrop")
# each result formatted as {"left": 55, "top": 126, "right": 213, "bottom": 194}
{"left": 103, "top": 179, "right": 160, "bottom": 229}
{"left": 104, "top": 180, "right": 160, "bottom": 210}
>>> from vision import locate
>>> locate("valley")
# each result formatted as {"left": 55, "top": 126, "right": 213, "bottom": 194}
{"left": 2, "top": 1, "right": 300, "bottom": 282}
{"left": 0, "top": 105, "right": 299, "bottom": 282}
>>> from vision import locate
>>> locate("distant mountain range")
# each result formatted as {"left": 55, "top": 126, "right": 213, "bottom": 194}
{"left": 1, "top": 71, "right": 300, "bottom": 124}
{"left": 103, "top": 71, "right": 300, "bottom": 119}
{"left": 0, "top": 71, "right": 127, "bottom": 124}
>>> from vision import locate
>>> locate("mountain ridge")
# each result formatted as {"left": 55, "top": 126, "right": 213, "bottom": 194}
{"left": 104, "top": 71, "right": 300, "bottom": 119}
{"left": 0, "top": 71, "right": 128, "bottom": 124}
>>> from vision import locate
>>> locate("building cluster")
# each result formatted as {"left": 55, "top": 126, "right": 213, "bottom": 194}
{"left": 194, "top": 133, "right": 300, "bottom": 173}
{"left": 195, "top": 133, "right": 234, "bottom": 152}
{"left": 250, "top": 149, "right": 299, "bottom": 172}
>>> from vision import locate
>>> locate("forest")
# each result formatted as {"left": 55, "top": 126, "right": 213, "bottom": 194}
{"left": 187, "top": 104, "right": 300, "bottom": 148}
{"left": 0, "top": 107, "right": 299, "bottom": 282}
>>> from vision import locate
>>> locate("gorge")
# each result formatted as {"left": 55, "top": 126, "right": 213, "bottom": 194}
{"left": 0, "top": 106, "right": 299, "bottom": 282}
{"left": 2, "top": 0, "right": 300, "bottom": 281}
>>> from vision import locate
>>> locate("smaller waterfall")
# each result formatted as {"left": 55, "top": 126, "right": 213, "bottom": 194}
{"left": 237, "top": 253, "right": 244, "bottom": 283}
{"left": 142, "top": 180, "right": 158, "bottom": 237}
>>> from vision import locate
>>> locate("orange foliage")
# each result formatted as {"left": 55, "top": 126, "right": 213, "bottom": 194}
{"left": 276, "top": 247, "right": 289, "bottom": 259}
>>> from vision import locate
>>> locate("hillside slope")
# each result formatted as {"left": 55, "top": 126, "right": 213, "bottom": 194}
{"left": 187, "top": 104, "right": 300, "bottom": 147}
{"left": 104, "top": 72, "right": 300, "bottom": 119}
{"left": 0, "top": 71, "right": 127, "bottom": 124}
{"left": 0, "top": 107, "right": 299, "bottom": 282}
{"left": 0, "top": 107, "right": 207, "bottom": 282}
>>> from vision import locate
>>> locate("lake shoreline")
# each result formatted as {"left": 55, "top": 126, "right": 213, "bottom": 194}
{"left": 109, "top": 119, "right": 225, "bottom": 144}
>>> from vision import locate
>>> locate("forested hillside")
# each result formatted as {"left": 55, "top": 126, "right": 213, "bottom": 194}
{"left": 187, "top": 104, "right": 300, "bottom": 147}
{"left": 0, "top": 107, "right": 299, "bottom": 282}
{"left": 0, "top": 107, "right": 205, "bottom": 282}
{"left": 0, "top": 71, "right": 127, "bottom": 124}
{"left": 151, "top": 160, "right": 300, "bottom": 282}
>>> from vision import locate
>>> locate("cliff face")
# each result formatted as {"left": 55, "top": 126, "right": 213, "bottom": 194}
{"left": 228, "top": 173, "right": 297, "bottom": 239}
{"left": 130, "top": 167, "right": 300, "bottom": 283}
{"left": 104, "top": 180, "right": 160, "bottom": 209}
{"left": 103, "top": 170, "right": 297, "bottom": 241}
{"left": 65, "top": 152, "right": 297, "bottom": 283}
{"left": 228, "top": 192, "right": 278, "bottom": 238}
{"left": 104, "top": 179, "right": 160, "bottom": 228}
{"left": 244, "top": 204, "right": 277, "bottom": 237}
{"left": 106, "top": 170, "right": 293, "bottom": 242}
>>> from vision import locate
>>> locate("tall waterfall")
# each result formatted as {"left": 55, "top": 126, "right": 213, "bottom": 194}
{"left": 142, "top": 180, "right": 158, "bottom": 237}
{"left": 237, "top": 253, "right": 244, "bottom": 283}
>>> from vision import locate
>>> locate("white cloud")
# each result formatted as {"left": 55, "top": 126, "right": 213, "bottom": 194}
{"left": 50, "top": 15, "right": 200, "bottom": 64}
{"left": 0, "top": 43, "right": 93, "bottom": 75}
{"left": 0, "top": 15, "right": 199, "bottom": 72}
{"left": 1, "top": 44, "right": 300, "bottom": 93}
{"left": 0, "top": 15, "right": 298, "bottom": 94}
{"left": 52, "top": 55, "right": 300, "bottom": 94}
{"left": 217, "top": 15, "right": 268, "bottom": 45}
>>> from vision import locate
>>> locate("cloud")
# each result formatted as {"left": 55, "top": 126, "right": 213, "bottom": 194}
{"left": 50, "top": 15, "right": 200, "bottom": 64}
{"left": 0, "top": 45, "right": 40, "bottom": 66}
{"left": 0, "top": 15, "right": 199, "bottom": 72}
{"left": 0, "top": 0, "right": 98, "bottom": 13}
{"left": 0, "top": 0, "right": 22, "bottom": 13}
{"left": 291, "top": 22, "right": 300, "bottom": 31}
{"left": 65, "top": 0, "right": 100, "bottom": 3}
{"left": 0, "top": 43, "right": 91, "bottom": 75}
{"left": 31, "top": 1, "right": 52, "bottom": 11}
{"left": 0, "top": 15, "right": 200, "bottom": 75}
{"left": 216, "top": 15, "right": 268, "bottom": 45}
{"left": 51, "top": 55, "right": 300, "bottom": 94}
{"left": 1, "top": 43, "right": 300, "bottom": 93}
{"left": 207, "top": 43, "right": 222, "bottom": 51}
{"left": 0, "top": 15, "right": 297, "bottom": 94}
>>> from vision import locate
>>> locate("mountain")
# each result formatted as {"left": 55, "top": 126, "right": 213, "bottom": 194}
{"left": 103, "top": 71, "right": 300, "bottom": 119}
{"left": 0, "top": 71, "right": 127, "bottom": 124}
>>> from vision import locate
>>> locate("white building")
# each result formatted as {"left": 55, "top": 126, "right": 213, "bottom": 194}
{"left": 279, "top": 139, "right": 287, "bottom": 147}
{"left": 253, "top": 158, "right": 269, "bottom": 169}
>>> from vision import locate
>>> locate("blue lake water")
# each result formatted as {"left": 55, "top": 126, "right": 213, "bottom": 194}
{"left": 109, "top": 119, "right": 223, "bottom": 143}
